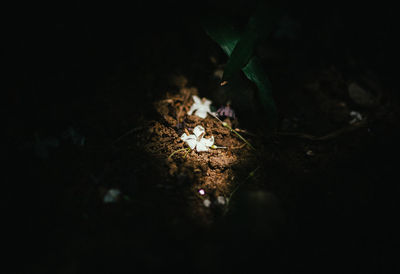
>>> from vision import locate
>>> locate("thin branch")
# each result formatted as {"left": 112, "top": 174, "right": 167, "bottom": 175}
{"left": 276, "top": 120, "right": 367, "bottom": 141}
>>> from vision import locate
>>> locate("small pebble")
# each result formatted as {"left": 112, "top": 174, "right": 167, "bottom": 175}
{"left": 306, "top": 150, "right": 314, "bottom": 156}
{"left": 217, "top": 196, "right": 226, "bottom": 205}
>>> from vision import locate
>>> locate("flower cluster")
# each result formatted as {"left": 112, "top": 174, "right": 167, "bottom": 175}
{"left": 170, "top": 94, "right": 251, "bottom": 155}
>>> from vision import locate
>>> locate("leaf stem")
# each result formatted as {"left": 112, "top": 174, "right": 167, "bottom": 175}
{"left": 228, "top": 165, "right": 260, "bottom": 203}
{"left": 223, "top": 122, "right": 255, "bottom": 150}
{"left": 209, "top": 112, "right": 255, "bottom": 150}
{"left": 168, "top": 147, "right": 191, "bottom": 159}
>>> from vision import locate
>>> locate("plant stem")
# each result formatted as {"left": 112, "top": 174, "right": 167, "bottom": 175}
{"left": 168, "top": 147, "right": 191, "bottom": 159}
{"left": 112, "top": 126, "right": 145, "bottom": 146}
{"left": 228, "top": 165, "right": 260, "bottom": 202}
{"left": 209, "top": 112, "right": 255, "bottom": 150}
{"left": 223, "top": 122, "right": 255, "bottom": 150}
{"left": 183, "top": 148, "right": 190, "bottom": 158}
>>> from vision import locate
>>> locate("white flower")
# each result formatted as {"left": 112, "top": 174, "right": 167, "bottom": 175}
{"left": 103, "top": 188, "right": 121, "bottom": 203}
{"left": 187, "top": 95, "right": 212, "bottom": 119}
{"left": 180, "top": 125, "right": 214, "bottom": 152}
{"left": 349, "top": 111, "right": 363, "bottom": 125}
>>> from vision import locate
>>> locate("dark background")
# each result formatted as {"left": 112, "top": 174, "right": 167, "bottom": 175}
{"left": 4, "top": 1, "right": 399, "bottom": 127}
{"left": 4, "top": 1, "right": 400, "bottom": 273}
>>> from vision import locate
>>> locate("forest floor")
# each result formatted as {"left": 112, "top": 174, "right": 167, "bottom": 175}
{"left": 7, "top": 22, "right": 400, "bottom": 274}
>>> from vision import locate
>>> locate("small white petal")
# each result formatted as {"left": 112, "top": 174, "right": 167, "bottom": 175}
{"left": 196, "top": 142, "right": 208, "bottom": 152}
{"left": 203, "top": 199, "right": 211, "bottom": 207}
{"left": 195, "top": 109, "right": 208, "bottom": 119}
{"left": 187, "top": 104, "right": 197, "bottom": 115}
{"left": 181, "top": 133, "right": 196, "bottom": 141}
{"left": 185, "top": 138, "right": 197, "bottom": 150}
{"left": 199, "top": 189, "right": 205, "bottom": 195}
{"left": 200, "top": 136, "right": 214, "bottom": 147}
{"left": 192, "top": 95, "right": 202, "bottom": 104}
{"left": 180, "top": 133, "right": 189, "bottom": 140}
{"left": 203, "top": 99, "right": 212, "bottom": 106}
{"left": 193, "top": 125, "right": 205, "bottom": 138}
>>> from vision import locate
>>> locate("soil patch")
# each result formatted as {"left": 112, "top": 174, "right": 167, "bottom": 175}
{"left": 127, "top": 84, "right": 257, "bottom": 224}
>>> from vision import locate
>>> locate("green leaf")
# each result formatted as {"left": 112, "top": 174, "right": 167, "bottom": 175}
{"left": 222, "top": 28, "right": 258, "bottom": 81}
{"left": 221, "top": 2, "right": 285, "bottom": 82}
{"left": 203, "top": 12, "right": 280, "bottom": 130}
{"left": 202, "top": 16, "right": 239, "bottom": 56}
{"left": 243, "top": 57, "right": 277, "bottom": 129}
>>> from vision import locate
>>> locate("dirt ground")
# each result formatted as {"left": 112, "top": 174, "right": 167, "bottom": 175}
{"left": 5, "top": 5, "right": 400, "bottom": 274}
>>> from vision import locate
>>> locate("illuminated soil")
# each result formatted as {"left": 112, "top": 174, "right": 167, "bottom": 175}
{"left": 137, "top": 86, "right": 257, "bottom": 224}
